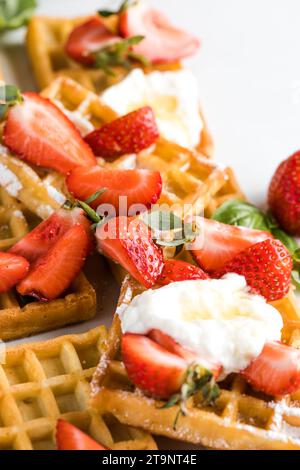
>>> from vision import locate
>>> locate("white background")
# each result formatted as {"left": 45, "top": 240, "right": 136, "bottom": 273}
{"left": 3, "top": 0, "right": 300, "bottom": 206}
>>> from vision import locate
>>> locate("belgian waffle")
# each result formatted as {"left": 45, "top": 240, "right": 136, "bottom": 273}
{"left": 0, "top": 153, "right": 96, "bottom": 341}
{"left": 42, "top": 77, "right": 242, "bottom": 215}
{"left": 91, "top": 276, "right": 300, "bottom": 450}
{"left": 0, "top": 326, "right": 156, "bottom": 450}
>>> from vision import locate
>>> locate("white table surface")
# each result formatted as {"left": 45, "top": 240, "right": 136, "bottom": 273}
{"left": 1, "top": 0, "right": 300, "bottom": 449}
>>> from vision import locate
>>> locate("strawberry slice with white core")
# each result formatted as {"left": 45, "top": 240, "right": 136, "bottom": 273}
{"left": 17, "top": 224, "right": 89, "bottom": 301}
{"left": 190, "top": 217, "right": 272, "bottom": 273}
{"left": 66, "top": 166, "right": 162, "bottom": 215}
{"left": 56, "top": 419, "right": 107, "bottom": 450}
{"left": 0, "top": 252, "right": 29, "bottom": 294}
{"left": 10, "top": 208, "right": 91, "bottom": 263}
{"left": 65, "top": 16, "right": 120, "bottom": 66}
{"left": 96, "top": 216, "right": 164, "bottom": 288}
{"left": 242, "top": 342, "right": 300, "bottom": 397}
{"left": 119, "top": 3, "right": 200, "bottom": 63}
{"left": 3, "top": 93, "right": 96, "bottom": 175}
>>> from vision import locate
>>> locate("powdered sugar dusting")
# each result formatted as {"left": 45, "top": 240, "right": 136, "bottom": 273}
{"left": 0, "top": 163, "right": 22, "bottom": 197}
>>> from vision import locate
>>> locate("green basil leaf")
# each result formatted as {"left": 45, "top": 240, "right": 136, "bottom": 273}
{"left": 140, "top": 210, "right": 183, "bottom": 232}
{"left": 0, "top": 0, "right": 37, "bottom": 31}
{"left": 212, "top": 199, "right": 299, "bottom": 256}
{"left": 212, "top": 199, "right": 270, "bottom": 231}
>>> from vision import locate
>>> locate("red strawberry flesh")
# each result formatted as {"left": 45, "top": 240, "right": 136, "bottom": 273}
{"left": 56, "top": 419, "right": 107, "bottom": 450}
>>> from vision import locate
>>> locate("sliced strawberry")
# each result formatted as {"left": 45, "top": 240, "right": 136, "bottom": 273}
{"left": 157, "top": 259, "right": 208, "bottom": 286}
{"left": 10, "top": 208, "right": 91, "bottom": 263}
{"left": 56, "top": 419, "right": 107, "bottom": 450}
{"left": 190, "top": 218, "right": 272, "bottom": 273}
{"left": 85, "top": 107, "right": 159, "bottom": 159}
{"left": 65, "top": 16, "right": 120, "bottom": 66}
{"left": 122, "top": 333, "right": 187, "bottom": 399}
{"left": 0, "top": 252, "right": 29, "bottom": 294}
{"left": 3, "top": 93, "right": 96, "bottom": 175}
{"left": 17, "top": 224, "right": 89, "bottom": 301}
{"left": 96, "top": 216, "right": 163, "bottom": 288}
{"left": 268, "top": 150, "right": 300, "bottom": 235}
{"left": 214, "top": 238, "right": 292, "bottom": 302}
{"left": 66, "top": 166, "right": 162, "bottom": 215}
{"left": 242, "top": 342, "right": 300, "bottom": 397}
{"left": 148, "top": 329, "right": 221, "bottom": 379}
{"left": 119, "top": 3, "right": 200, "bottom": 64}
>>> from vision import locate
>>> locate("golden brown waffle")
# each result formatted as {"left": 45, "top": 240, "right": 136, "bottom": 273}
{"left": 28, "top": 15, "right": 213, "bottom": 156}
{"left": 0, "top": 326, "right": 157, "bottom": 450}
{"left": 0, "top": 153, "right": 96, "bottom": 341}
{"left": 91, "top": 276, "right": 300, "bottom": 450}
{"left": 42, "top": 77, "right": 240, "bottom": 214}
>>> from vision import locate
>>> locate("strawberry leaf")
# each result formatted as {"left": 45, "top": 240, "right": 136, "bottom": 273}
{"left": 98, "top": 0, "right": 136, "bottom": 18}
{"left": 0, "top": 84, "right": 23, "bottom": 119}
{"left": 0, "top": 0, "right": 37, "bottom": 31}
{"left": 93, "top": 35, "right": 147, "bottom": 75}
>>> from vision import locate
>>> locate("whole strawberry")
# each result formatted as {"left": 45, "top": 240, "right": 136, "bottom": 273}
{"left": 85, "top": 106, "right": 159, "bottom": 159}
{"left": 214, "top": 238, "right": 292, "bottom": 302}
{"left": 268, "top": 150, "right": 300, "bottom": 235}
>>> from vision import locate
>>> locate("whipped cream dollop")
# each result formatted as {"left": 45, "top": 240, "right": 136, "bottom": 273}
{"left": 118, "top": 274, "right": 283, "bottom": 378}
{"left": 101, "top": 68, "right": 203, "bottom": 149}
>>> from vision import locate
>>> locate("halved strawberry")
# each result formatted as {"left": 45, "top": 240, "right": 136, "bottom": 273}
{"left": 65, "top": 16, "right": 120, "bottom": 66}
{"left": 242, "top": 342, "right": 300, "bottom": 397}
{"left": 56, "top": 419, "right": 107, "bottom": 450}
{"left": 0, "top": 252, "right": 29, "bottom": 294}
{"left": 214, "top": 238, "right": 292, "bottom": 302}
{"left": 66, "top": 166, "right": 162, "bottom": 215}
{"left": 122, "top": 332, "right": 189, "bottom": 399}
{"left": 268, "top": 150, "right": 300, "bottom": 235}
{"left": 157, "top": 259, "right": 208, "bottom": 286}
{"left": 119, "top": 2, "right": 200, "bottom": 64}
{"left": 122, "top": 332, "right": 220, "bottom": 403}
{"left": 148, "top": 329, "right": 221, "bottom": 378}
{"left": 17, "top": 224, "right": 89, "bottom": 301}
{"left": 3, "top": 93, "right": 96, "bottom": 175}
{"left": 96, "top": 216, "right": 163, "bottom": 288}
{"left": 10, "top": 208, "right": 91, "bottom": 263}
{"left": 85, "top": 107, "right": 159, "bottom": 159}
{"left": 190, "top": 218, "right": 272, "bottom": 273}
